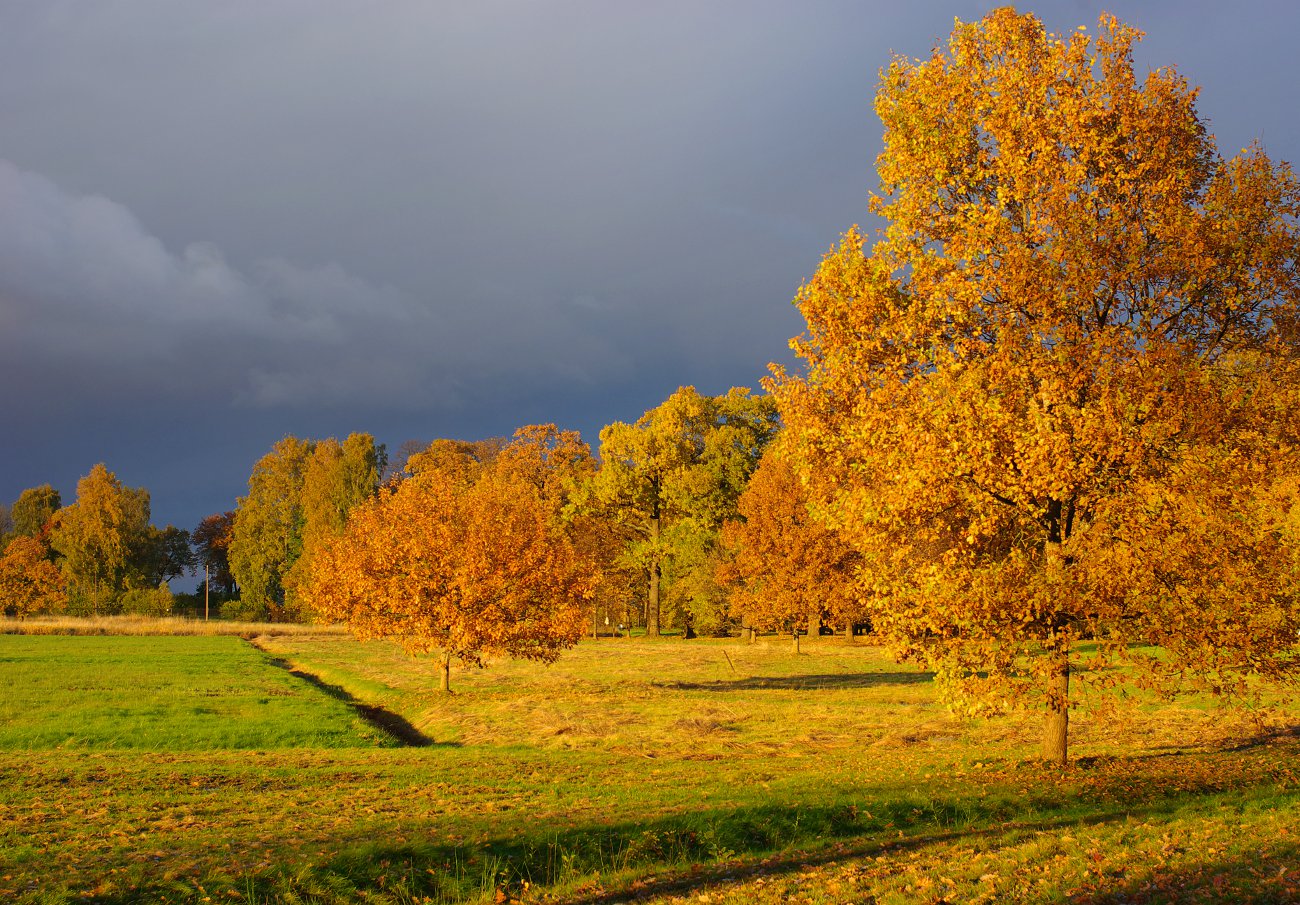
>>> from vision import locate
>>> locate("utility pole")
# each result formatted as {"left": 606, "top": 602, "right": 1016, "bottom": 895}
{"left": 204, "top": 563, "right": 209, "bottom": 621}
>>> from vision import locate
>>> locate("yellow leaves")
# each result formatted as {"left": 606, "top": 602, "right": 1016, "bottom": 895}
{"left": 776, "top": 5, "right": 1300, "bottom": 731}
{"left": 48, "top": 464, "right": 151, "bottom": 608}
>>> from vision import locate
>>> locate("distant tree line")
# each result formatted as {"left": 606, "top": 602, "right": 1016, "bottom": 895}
{"left": 2, "top": 385, "right": 869, "bottom": 684}
{"left": 0, "top": 467, "right": 193, "bottom": 617}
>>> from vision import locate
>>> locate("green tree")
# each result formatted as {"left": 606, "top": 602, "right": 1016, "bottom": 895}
{"left": 593, "top": 386, "right": 778, "bottom": 636}
{"left": 228, "top": 437, "right": 313, "bottom": 620}
{"left": 300, "top": 433, "right": 380, "bottom": 546}
{"left": 49, "top": 464, "right": 151, "bottom": 614}
{"left": 11, "top": 485, "right": 61, "bottom": 541}
{"left": 287, "top": 433, "right": 381, "bottom": 611}
{"left": 120, "top": 584, "right": 175, "bottom": 617}
{"left": 131, "top": 525, "right": 194, "bottom": 589}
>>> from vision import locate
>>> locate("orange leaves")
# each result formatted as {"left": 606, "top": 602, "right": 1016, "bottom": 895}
{"left": 0, "top": 536, "right": 66, "bottom": 617}
{"left": 302, "top": 428, "right": 596, "bottom": 677}
{"left": 719, "top": 447, "right": 861, "bottom": 635}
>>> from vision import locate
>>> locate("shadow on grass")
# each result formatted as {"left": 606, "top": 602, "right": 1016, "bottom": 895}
{"left": 1067, "top": 844, "right": 1300, "bottom": 904}
{"left": 71, "top": 736, "right": 1299, "bottom": 905}
{"left": 230, "top": 741, "right": 1298, "bottom": 904}
{"left": 1222, "top": 723, "right": 1300, "bottom": 752}
{"left": 663, "top": 671, "right": 934, "bottom": 691}
{"left": 249, "top": 641, "right": 437, "bottom": 748}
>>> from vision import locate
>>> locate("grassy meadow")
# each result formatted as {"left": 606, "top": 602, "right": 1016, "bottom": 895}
{"left": 0, "top": 625, "right": 1295, "bottom": 904}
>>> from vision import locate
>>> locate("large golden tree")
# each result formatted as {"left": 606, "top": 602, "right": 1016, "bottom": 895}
{"left": 773, "top": 9, "right": 1300, "bottom": 762}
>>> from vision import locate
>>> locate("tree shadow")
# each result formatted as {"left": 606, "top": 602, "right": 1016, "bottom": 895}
{"left": 1220, "top": 723, "right": 1300, "bottom": 752}
{"left": 250, "top": 642, "right": 439, "bottom": 748}
{"left": 662, "top": 671, "right": 934, "bottom": 691}
{"left": 79, "top": 738, "right": 1299, "bottom": 905}
{"left": 1066, "top": 844, "right": 1300, "bottom": 904}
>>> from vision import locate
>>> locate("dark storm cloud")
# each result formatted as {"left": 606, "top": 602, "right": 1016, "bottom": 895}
{"left": 2, "top": 1, "right": 1298, "bottom": 531}
{"left": 0, "top": 156, "right": 633, "bottom": 411}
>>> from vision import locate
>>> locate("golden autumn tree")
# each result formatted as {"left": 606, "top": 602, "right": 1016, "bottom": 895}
{"left": 303, "top": 430, "right": 595, "bottom": 692}
{"left": 719, "top": 445, "right": 862, "bottom": 651}
{"left": 49, "top": 464, "right": 151, "bottom": 614}
{"left": 773, "top": 10, "right": 1300, "bottom": 762}
{"left": 0, "top": 536, "right": 67, "bottom": 617}
{"left": 404, "top": 437, "right": 506, "bottom": 482}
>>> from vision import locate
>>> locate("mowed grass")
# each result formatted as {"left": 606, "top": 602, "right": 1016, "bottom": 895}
{"left": 0, "top": 634, "right": 392, "bottom": 750}
{"left": 0, "top": 629, "right": 1295, "bottom": 904}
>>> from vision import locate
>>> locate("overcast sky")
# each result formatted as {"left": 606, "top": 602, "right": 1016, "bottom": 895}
{"left": 3, "top": 1, "right": 1298, "bottom": 540}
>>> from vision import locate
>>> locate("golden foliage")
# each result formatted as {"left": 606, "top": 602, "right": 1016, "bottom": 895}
{"left": 772, "top": 9, "right": 1300, "bottom": 756}
{"left": 49, "top": 463, "right": 150, "bottom": 612}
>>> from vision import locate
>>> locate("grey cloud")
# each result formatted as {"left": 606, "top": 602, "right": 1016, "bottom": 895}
{"left": 0, "top": 157, "right": 627, "bottom": 412}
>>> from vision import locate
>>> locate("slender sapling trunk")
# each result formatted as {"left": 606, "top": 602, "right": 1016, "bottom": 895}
{"left": 647, "top": 515, "right": 661, "bottom": 636}
{"left": 439, "top": 651, "right": 451, "bottom": 694}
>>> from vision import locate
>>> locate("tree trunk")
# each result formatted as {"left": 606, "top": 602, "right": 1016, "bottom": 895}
{"left": 439, "top": 651, "right": 451, "bottom": 693}
{"left": 809, "top": 611, "right": 821, "bottom": 639}
{"left": 844, "top": 621, "right": 852, "bottom": 641}
{"left": 1042, "top": 513, "right": 1072, "bottom": 764}
{"left": 647, "top": 516, "right": 661, "bottom": 636}
{"left": 792, "top": 630, "right": 800, "bottom": 654}
{"left": 745, "top": 624, "right": 756, "bottom": 644}
{"left": 1042, "top": 645, "right": 1070, "bottom": 764}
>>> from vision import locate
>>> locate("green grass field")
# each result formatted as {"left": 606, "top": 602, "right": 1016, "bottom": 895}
{"left": 0, "top": 628, "right": 1295, "bottom": 904}
{"left": 0, "top": 635, "right": 390, "bottom": 750}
